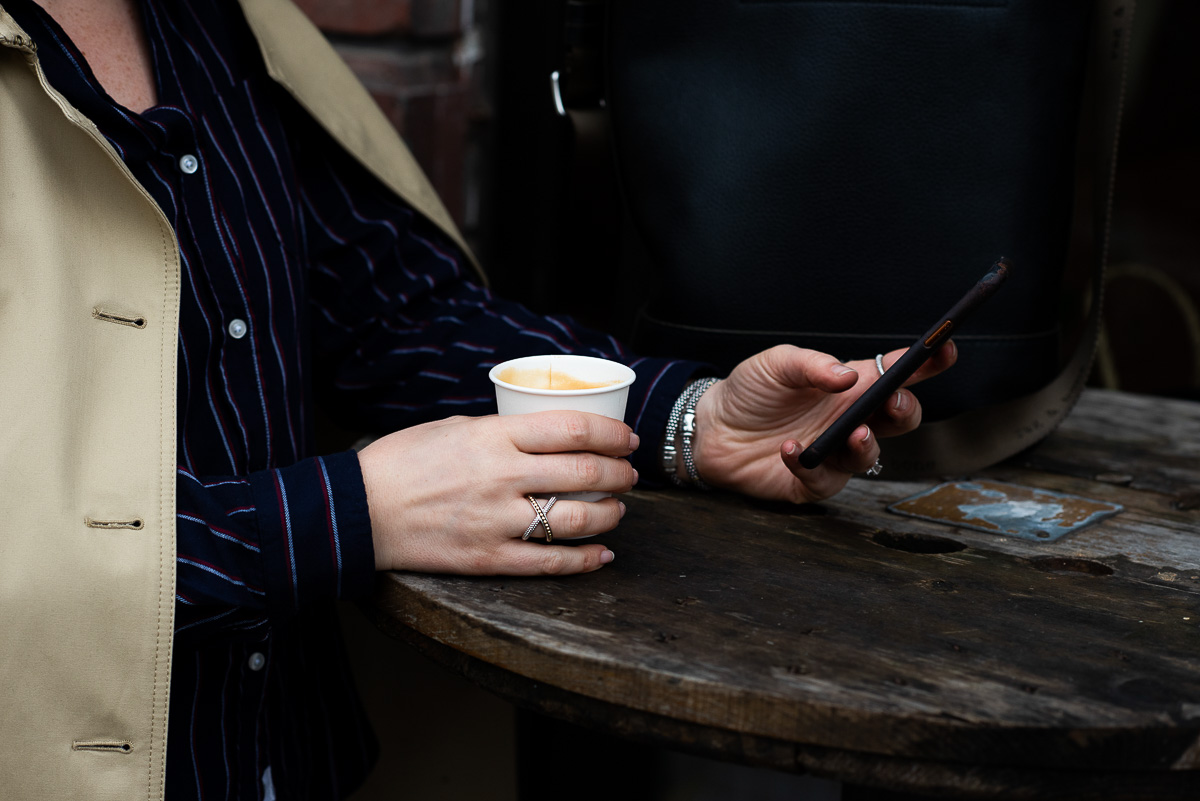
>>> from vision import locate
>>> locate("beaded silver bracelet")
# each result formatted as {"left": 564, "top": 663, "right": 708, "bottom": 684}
{"left": 661, "top": 377, "right": 720, "bottom": 488}
{"left": 661, "top": 385, "right": 692, "bottom": 486}
{"left": 680, "top": 377, "right": 719, "bottom": 488}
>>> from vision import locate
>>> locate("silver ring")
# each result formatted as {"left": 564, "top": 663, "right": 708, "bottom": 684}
{"left": 875, "top": 354, "right": 886, "bottom": 377}
{"left": 523, "top": 495, "right": 556, "bottom": 541}
{"left": 865, "top": 459, "right": 883, "bottom": 477}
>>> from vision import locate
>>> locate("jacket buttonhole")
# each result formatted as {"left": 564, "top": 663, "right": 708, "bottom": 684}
{"left": 72, "top": 740, "right": 133, "bottom": 754}
{"left": 85, "top": 518, "right": 145, "bottom": 530}
{"left": 93, "top": 308, "right": 148, "bottom": 329}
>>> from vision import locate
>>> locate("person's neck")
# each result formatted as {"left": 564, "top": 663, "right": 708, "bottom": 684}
{"left": 38, "top": 0, "right": 157, "bottom": 112}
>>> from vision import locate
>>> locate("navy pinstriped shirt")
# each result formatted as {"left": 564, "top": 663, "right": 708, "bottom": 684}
{"left": 8, "top": 0, "right": 699, "bottom": 797}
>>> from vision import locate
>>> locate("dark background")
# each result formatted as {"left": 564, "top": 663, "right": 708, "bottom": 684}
{"left": 299, "top": 0, "right": 1200, "bottom": 400}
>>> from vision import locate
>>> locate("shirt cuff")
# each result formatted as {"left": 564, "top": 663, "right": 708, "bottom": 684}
{"left": 624, "top": 357, "right": 712, "bottom": 483}
{"left": 249, "top": 451, "right": 376, "bottom": 619}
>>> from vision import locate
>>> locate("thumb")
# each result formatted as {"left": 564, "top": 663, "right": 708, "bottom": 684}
{"left": 753, "top": 344, "right": 859, "bottom": 394}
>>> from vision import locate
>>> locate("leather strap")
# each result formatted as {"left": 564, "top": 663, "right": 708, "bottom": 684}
{"left": 884, "top": 0, "right": 1137, "bottom": 478}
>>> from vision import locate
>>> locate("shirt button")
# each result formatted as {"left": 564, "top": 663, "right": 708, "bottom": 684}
{"left": 248, "top": 652, "right": 266, "bottom": 671}
{"left": 179, "top": 154, "right": 199, "bottom": 174}
{"left": 228, "top": 319, "right": 248, "bottom": 339}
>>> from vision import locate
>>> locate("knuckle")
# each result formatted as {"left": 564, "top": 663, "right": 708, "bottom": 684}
{"left": 540, "top": 549, "right": 570, "bottom": 575}
{"left": 561, "top": 415, "right": 591, "bottom": 448}
{"left": 465, "top": 549, "right": 492, "bottom": 574}
{"left": 559, "top": 503, "right": 590, "bottom": 532}
{"left": 574, "top": 456, "right": 602, "bottom": 486}
{"left": 792, "top": 473, "right": 837, "bottom": 504}
{"left": 465, "top": 551, "right": 489, "bottom": 575}
{"left": 790, "top": 483, "right": 818, "bottom": 504}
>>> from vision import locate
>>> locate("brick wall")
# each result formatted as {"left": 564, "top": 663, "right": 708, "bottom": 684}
{"left": 294, "top": 0, "right": 493, "bottom": 254}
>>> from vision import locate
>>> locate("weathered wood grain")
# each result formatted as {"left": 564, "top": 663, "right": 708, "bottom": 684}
{"left": 367, "top": 389, "right": 1200, "bottom": 797}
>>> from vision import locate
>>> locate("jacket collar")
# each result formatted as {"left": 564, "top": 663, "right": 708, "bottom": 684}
{"left": 0, "top": 5, "right": 37, "bottom": 54}
{"left": 236, "top": 0, "right": 482, "bottom": 277}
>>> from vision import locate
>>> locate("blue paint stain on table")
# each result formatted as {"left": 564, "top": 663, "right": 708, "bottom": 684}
{"left": 888, "top": 480, "right": 1124, "bottom": 542}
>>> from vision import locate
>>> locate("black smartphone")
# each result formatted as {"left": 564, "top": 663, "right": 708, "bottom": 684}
{"left": 797, "top": 258, "right": 1011, "bottom": 470}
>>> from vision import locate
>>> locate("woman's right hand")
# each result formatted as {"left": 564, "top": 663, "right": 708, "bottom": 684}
{"left": 357, "top": 411, "right": 639, "bottom": 576}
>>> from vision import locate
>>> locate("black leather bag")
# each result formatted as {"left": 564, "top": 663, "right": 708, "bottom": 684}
{"left": 607, "top": 0, "right": 1094, "bottom": 425}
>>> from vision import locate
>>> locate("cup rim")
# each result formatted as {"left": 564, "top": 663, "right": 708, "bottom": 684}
{"left": 489, "top": 354, "right": 636, "bottom": 396}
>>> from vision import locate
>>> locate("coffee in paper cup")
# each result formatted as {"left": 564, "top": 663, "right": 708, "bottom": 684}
{"left": 489, "top": 355, "right": 636, "bottom": 502}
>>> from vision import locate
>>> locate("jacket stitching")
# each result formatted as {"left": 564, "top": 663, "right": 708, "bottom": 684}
{"left": 151, "top": 217, "right": 177, "bottom": 801}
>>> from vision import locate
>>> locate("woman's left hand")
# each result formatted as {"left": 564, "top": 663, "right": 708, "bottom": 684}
{"left": 691, "top": 343, "right": 956, "bottom": 503}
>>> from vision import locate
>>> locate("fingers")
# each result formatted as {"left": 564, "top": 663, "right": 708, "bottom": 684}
{"left": 825, "top": 424, "right": 882, "bottom": 475}
{"left": 396, "top": 495, "right": 627, "bottom": 576}
{"left": 515, "top": 496, "right": 626, "bottom": 541}
{"left": 882, "top": 340, "right": 958, "bottom": 387}
{"left": 489, "top": 541, "right": 616, "bottom": 576}
{"left": 522, "top": 451, "right": 638, "bottom": 496}
{"left": 866, "top": 385, "right": 923, "bottom": 438}
{"left": 780, "top": 423, "right": 881, "bottom": 502}
{"left": 454, "top": 497, "right": 626, "bottom": 577}
{"left": 498, "top": 411, "right": 638, "bottom": 496}
{"left": 506, "top": 410, "right": 639, "bottom": 458}
{"left": 863, "top": 340, "right": 955, "bottom": 438}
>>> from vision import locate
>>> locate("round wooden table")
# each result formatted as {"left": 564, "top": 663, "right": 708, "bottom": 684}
{"left": 367, "top": 389, "right": 1200, "bottom": 799}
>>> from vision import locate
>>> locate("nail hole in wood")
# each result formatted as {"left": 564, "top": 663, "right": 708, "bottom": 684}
{"left": 1172, "top": 491, "right": 1200, "bottom": 511}
{"left": 919, "top": 579, "right": 958, "bottom": 593}
{"left": 1115, "top": 677, "right": 1187, "bottom": 707}
{"left": 1029, "top": 557, "right": 1114, "bottom": 576}
{"left": 873, "top": 531, "right": 967, "bottom": 555}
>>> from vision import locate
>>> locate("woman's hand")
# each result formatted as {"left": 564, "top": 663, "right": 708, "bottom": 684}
{"left": 692, "top": 343, "right": 956, "bottom": 503}
{"left": 358, "top": 411, "right": 638, "bottom": 575}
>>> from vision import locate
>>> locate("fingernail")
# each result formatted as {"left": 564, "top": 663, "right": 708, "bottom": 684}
{"left": 632, "top": 468, "right": 640, "bottom": 485}
{"left": 784, "top": 441, "right": 798, "bottom": 456}
{"left": 948, "top": 340, "right": 958, "bottom": 360}
{"left": 600, "top": 549, "right": 615, "bottom": 564}
{"left": 893, "top": 390, "right": 908, "bottom": 412}
{"left": 859, "top": 425, "right": 871, "bottom": 442}
{"left": 832, "top": 364, "right": 856, "bottom": 377}
{"left": 619, "top": 501, "right": 627, "bottom": 518}
{"left": 628, "top": 432, "right": 640, "bottom": 452}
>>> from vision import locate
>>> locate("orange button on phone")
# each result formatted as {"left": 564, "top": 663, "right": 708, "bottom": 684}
{"left": 924, "top": 320, "right": 954, "bottom": 348}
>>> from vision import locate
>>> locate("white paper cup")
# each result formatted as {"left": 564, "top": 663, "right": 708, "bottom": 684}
{"left": 490, "top": 354, "right": 636, "bottom": 502}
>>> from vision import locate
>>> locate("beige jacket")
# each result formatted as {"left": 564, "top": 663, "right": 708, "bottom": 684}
{"left": 0, "top": 1, "right": 474, "bottom": 798}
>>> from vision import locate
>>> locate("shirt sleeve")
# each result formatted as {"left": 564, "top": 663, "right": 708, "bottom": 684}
{"left": 173, "top": 451, "right": 375, "bottom": 644}
{"left": 294, "top": 132, "right": 709, "bottom": 480}
{"left": 173, "top": 112, "right": 706, "bottom": 644}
